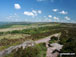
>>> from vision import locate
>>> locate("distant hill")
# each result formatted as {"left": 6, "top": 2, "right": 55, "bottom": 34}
{"left": 0, "top": 22, "right": 76, "bottom": 29}
{"left": 0, "top": 22, "right": 34, "bottom": 28}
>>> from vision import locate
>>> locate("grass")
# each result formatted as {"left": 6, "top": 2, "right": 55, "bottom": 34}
{"left": 4, "top": 43, "right": 47, "bottom": 57}
{"left": 37, "top": 43, "right": 47, "bottom": 57}
{"left": 10, "top": 25, "right": 26, "bottom": 28}
{"left": 0, "top": 34, "right": 30, "bottom": 40}
{"left": 0, "top": 23, "right": 67, "bottom": 51}
{"left": 49, "top": 40, "right": 58, "bottom": 44}
{"left": 0, "top": 40, "right": 22, "bottom": 51}
{"left": 0, "top": 23, "right": 60, "bottom": 32}
{"left": 0, "top": 25, "right": 61, "bottom": 51}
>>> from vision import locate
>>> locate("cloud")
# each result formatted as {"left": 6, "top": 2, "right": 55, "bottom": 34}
{"left": 37, "top": 0, "right": 46, "bottom": 2}
{"left": 53, "top": 16, "right": 59, "bottom": 20}
{"left": 14, "top": 13, "right": 17, "bottom": 15}
{"left": 38, "top": 10, "right": 42, "bottom": 14}
{"left": 24, "top": 10, "right": 42, "bottom": 17}
{"left": 14, "top": 4, "right": 21, "bottom": 9}
{"left": 6, "top": 13, "right": 19, "bottom": 22}
{"left": 44, "top": 16, "right": 47, "bottom": 18}
{"left": 32, "top": 10, "right": 38, "bottom": 16}
{"left": 32, "top": 10, "right": 42, "bottom": 14}
{"left": 43, "top": 18, "right": 52, "bottom": 22}
{"left": 59, "top": 11, "right": 68, "bottom": 15}
{"left": 24, "top": 11, "right": 34, "bottom": 16}
{"left": 65, "top": 16, "right": 70, "bottom": 20}
{"left": 48, "top": 15, "right": 52, "bottom": 18}
{"left": 37, "top": 0, "right": 55, "bottom": 2}
{"left": 48, "top": 19, "right": 52, "bottom": 22}
{"left": 7, "top": 13, "right": 19, "bottom": 19}
{"left": 52, "top": 9, "right": 58, "bottom": 12}
{"left": 32, "top": 10, "right": 37, "bottom": 14}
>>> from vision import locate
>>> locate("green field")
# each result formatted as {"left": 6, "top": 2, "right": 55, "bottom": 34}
{"left": 0, "top": 22, "right": 76, "bottom": 57}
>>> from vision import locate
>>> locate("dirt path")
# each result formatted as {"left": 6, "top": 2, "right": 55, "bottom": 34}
{"left": 46, "top": 47, "right": 59, "bottom": 57}
{"left": 35, "top": 33, "right": 60, "bottom": 44}
{"left": 46, "top": 43, "right": 63, "bottom": 57}
{"left": 0, "top": 33, "right": 60, "bottom": 57}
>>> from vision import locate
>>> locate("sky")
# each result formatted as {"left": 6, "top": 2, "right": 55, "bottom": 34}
{"left": 0, "top": 0, "right": 76, "bottom": 23}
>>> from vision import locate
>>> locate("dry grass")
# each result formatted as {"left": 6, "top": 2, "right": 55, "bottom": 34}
{"left": 0, "top": 34, "right": 30, "bottom": 40}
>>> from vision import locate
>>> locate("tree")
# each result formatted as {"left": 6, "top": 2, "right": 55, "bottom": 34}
{"left": 51, "top": 36, "right": 58, "bottom": 41}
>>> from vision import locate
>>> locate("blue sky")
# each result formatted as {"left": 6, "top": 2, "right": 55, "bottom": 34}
{"left": 0, "top": 0, "right": 76, "bottom": 23}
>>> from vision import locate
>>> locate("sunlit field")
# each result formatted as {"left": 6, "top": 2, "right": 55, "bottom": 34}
{"left": 0, "top": 22, "right": 76, "bottom": 57}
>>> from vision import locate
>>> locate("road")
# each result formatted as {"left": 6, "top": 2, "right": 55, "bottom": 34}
{"left": 0, "top": 33, "right": 60, "bottom": 57}
{"left": 35, "top": 33, "right": 60, "bottom": 44}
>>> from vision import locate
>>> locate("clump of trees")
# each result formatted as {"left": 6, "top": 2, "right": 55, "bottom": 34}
{"left": 51, "top": 36, "right": 58, "bottom": 40}
{"left": 49, "top": 36, "right": 58, "bottom": 44}
{"left": 59, "top": 28, "right": 76, "bottom": 57}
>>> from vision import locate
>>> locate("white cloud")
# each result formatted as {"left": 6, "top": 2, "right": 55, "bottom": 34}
{"left": 48, "top": 15, "right": 52, "bottom": 18}
{"left": 38, "top": 10, "right": 42, "bottom": 14}
{"left": 37, "top": 0, "right": 55, "bottom": 2}
{"left": 52, "top": 9, "right": 58, "bottom": 12}
{"left": 24, "top": 11, "right": 35, "bottom": 16}
{"left": 59, "top": 11, "right": 68, "bottom": 15}
{"left": 24, "top": 10, "right": 42, "bottom": 17}
{"left": 6, "top": 13, "right": 19, "bottom": 22}
{"left": 14, "top": 4, "right": 21, "bottom": 9}
{"left": 32, "top": 10, "right": 37, "bottom": 14}
{"left": 65, "top": 16, "right": 70, "bottom": 20}
{"left": 32, "top": 10, "right": 37, "bottom": 16}
{"left": 53, "top": 16, "right": 59, "bottom": 20}
{"left": 8, "top": 13, "right": 18, "bottom": 18}
{"left": 37, "top": 0, "right": 46, "bottom": 2}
